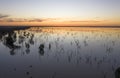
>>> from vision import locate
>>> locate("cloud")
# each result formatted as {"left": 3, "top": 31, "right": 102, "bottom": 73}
{"left": 0, "top": 16, "right": 101, "bottom": 23}
{"left": 28, "top": 19, "right": 44, "bottom": 22}
{"left": 0, "top": 14, "right": 66, "bottom": 22}
{"left": 0, "top": 18, "right": 45, "bottom": 22}
{"left": 69, "top": 20, "right": 101, "bottom": 23}
{"left": 0, "top": 13, "right": 45, "bottom": 22}
{"left": 0, "top": 14, "right": 9, "bottom": 19}
{"left": 5, "top": 18, "right": 28, "bottom": 22}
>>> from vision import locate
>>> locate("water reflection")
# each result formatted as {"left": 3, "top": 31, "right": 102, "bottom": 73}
{"left": 115, "top": 67, "right": 120, "bottom": 78}
{"left": 0, "top": 27, "right": 120, "bottom": 78}
{"left": 39, "top": 44, "right": 45, "bottom": 56}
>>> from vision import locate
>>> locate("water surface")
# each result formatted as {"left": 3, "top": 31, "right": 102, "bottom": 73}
{"left": 0, "top": 27, "right": 120, "bottom": 78}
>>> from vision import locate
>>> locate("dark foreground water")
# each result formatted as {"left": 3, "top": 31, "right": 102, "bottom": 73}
{"left": 0, "top": 27, "right": 120, "bottom": 78}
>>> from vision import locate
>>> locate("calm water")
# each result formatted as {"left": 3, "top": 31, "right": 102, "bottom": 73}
{"left": 0, "top": 27, "right": 120, "bottom": 78}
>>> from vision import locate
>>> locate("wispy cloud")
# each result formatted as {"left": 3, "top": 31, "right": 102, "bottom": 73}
{"left": 0, "top": 14, "right": 102, "bottom": 23}
{"left": 28, "top": 19, "right": 44, "bottom": 22}
{"left": 0, "top": 18, "right": 45, "bottom": 22}
{"left": 0, "top": 14, "right": 9, "bottom": 19}
{"left": 0, "top": 17, "right": 60, "bottom": 22}
{"left": 0, "top": 13, "right": 46, "bottom": 22}
{"left": 69, "top": 20, "right": 101, "bottom": 23}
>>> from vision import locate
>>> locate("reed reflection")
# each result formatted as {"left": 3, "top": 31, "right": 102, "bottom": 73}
{"left": 39, "top": 44, "right": 45, "bottom": 56}
{"left": 0, "top": 27, "right": 120, "bottom": 78}
{"left": 115, "top": 67, "right": 120, "bottom": 78}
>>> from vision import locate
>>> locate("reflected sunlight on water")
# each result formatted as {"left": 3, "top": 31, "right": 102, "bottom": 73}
{"left": 0, "top": 27, "right": 120, "bottom": 78}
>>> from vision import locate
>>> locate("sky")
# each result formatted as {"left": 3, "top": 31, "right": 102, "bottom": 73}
{"left": 0, "top": 0, "right": 120, "bottom": 26}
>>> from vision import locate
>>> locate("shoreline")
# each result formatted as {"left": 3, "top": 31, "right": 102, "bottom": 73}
{"left": 0, "top": 26, "right": 120, "bottom": 28}
{"left": 0, "top": 26, "right": 30, "bottom": 31}
{"left": 0, "top": 26, "right": 120, "bottom": 31}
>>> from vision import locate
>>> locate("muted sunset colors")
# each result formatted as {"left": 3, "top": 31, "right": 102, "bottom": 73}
{"left": 0, "top": 0, "right": 120, "bottom": 26}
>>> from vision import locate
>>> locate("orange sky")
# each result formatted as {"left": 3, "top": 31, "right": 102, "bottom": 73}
{"left": 0, "top": 18, "right": 120, "bottom": 26}
{"left": 0, "top": 0, "right": 120, "bottom": 26}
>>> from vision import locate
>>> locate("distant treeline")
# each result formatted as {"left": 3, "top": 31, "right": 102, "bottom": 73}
{"left": 0, "top": 26, "right": 120, "bottom": 32}
{"left": 0, "top": 26, "right": 30, "bottom": 31}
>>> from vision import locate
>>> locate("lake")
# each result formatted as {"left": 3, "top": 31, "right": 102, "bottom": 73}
{"left": 0, "top": 27, "right": 120, "bottom": 78}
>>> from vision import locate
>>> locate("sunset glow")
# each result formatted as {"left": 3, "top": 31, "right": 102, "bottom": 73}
{"left": 0, "top": 0, "right": 120, "bottom": 26}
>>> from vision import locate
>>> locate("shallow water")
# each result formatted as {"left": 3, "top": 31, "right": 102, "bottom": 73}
{"left": 0, "top": 27, "right": 120, "bottom": 78}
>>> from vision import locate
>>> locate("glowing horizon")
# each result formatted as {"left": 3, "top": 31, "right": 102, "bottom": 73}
{"left": 0, "top": 0, "right": 120, "bottom": 26}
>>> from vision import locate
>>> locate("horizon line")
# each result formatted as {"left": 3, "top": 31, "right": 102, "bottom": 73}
{"left": 0, "top": 25, "right": 120, "bottom": 28}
